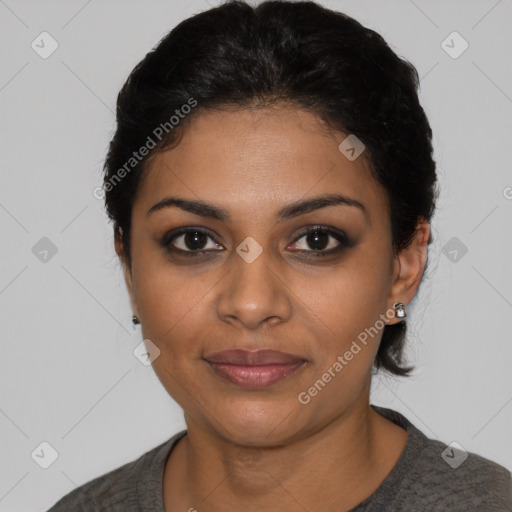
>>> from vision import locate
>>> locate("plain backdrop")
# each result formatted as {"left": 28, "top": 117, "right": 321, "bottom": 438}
{"left": 1, "top": 0, "right": 511, "bottom": 510}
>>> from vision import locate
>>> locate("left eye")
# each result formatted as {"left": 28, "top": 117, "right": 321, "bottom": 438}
{"left": 289, "top": 228, "right": 347, "bottom": 253}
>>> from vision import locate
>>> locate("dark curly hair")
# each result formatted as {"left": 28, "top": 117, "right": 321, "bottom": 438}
{"left": 102, "top": 0, "right": 438, "bottom": 377}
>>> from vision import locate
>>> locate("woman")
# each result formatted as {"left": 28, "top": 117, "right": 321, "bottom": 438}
{"left": 48, "top": 1, "right": 512, "bottom": 510}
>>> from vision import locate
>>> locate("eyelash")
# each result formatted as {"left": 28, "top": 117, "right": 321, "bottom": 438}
{"left": 161, "top": 225, "right": 352, "bottom": 259}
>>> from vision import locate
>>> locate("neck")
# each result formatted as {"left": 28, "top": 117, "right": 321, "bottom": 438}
{"left": 163, "top": 401, "right": 407, "bottom": 512}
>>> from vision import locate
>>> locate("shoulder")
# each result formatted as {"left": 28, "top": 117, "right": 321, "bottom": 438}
{"left": 371, "top": 405, "right": 512, "bottom": 511}
{"left": 408, "top": 436, "right": 512, "bottom": 509}
{"left": 47, "top": 431, "right": 186, "bottom": 512}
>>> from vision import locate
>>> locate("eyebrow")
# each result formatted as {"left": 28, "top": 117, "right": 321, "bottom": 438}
{"left": 147, "top": 193, "right": 368, "bottom": 222}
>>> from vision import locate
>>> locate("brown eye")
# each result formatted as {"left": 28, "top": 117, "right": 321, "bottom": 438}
{"left": 163, "top": 228, "right": 224, "bottom": 255}
{"left": 289, "top": 226, "right": 352, "bottom": 256}
{"left": 303, "top": 230, "right": 330, "bottom": 251}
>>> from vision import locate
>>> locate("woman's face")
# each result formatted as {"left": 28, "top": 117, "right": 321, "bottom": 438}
{"left": 121, "top": 105, "right": 407, "bottom": 445}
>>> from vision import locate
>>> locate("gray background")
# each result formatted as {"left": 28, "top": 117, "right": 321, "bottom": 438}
{"left": 1, "top": 0, "right": 511, "bottom": 510}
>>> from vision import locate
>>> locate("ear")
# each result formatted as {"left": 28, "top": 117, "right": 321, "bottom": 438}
{"left": 114, "top": 228, "right": 140, "bottom": 319}
{"left": 387, "top": 219, "right": 430, "bottom": 325}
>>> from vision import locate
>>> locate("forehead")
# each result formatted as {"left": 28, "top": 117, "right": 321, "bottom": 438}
{"left": 135, "top": 105, "right": 388, "bottom": 221}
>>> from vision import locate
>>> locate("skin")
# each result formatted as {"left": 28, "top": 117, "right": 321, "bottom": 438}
{"left": 115, "top": 104, "right": 430, "bottom": 512}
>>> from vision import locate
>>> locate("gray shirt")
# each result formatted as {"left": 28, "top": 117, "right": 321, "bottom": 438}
{"left": 47, "top": 405, "right": 512, "bottom": 511}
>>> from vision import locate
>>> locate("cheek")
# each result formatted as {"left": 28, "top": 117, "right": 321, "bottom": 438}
{"left": 297, "top": 256, "right": 392, "bottom": 398}
{"left": 132, "top": 262, "right": 214, "bottom": 409}
{"left": 130, "top": 245, "right": 210, "bottom": 358}
{"left": 311, "top": 253, "right": 390, "bottom": 333}
{"left": 296, "top": 265, "right": 390, "bottom": 409}
{"left": 137, "top": 280, "right": 208, "bottom": 355}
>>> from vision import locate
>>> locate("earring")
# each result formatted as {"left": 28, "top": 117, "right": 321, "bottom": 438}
{"left": 132, "top": 315, "right": 140, "bottom": 326}
{"left": 394, "top": 302, "right": 407, "bottom": 319}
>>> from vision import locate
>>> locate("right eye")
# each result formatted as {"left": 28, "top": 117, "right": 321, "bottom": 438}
{"left": 162, "top": 228, "right": 224, "bottom": 256}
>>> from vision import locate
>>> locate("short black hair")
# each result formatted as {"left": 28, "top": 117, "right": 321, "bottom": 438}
{"left": 103, "top": 0, "right": 438, "bottom": 377}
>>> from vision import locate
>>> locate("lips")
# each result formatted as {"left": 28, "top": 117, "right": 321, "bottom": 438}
{"left": 204, "top": 348, "right": 305, "bottom": 366}
{"left": 203, "top": 349, "right": 307, "bottom": 389}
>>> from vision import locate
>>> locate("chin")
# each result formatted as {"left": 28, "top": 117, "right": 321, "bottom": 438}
{"left": 207, "top": 398, "right": 301, "bottom": 445}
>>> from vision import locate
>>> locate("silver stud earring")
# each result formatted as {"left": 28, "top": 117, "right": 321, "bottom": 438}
{"left": 394, "top": 302, "right": 407, "bottom": 319}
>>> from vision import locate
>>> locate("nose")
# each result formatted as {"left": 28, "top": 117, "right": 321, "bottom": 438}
{"left": 216, "top": 242, "right": 292, "bottom": 330}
